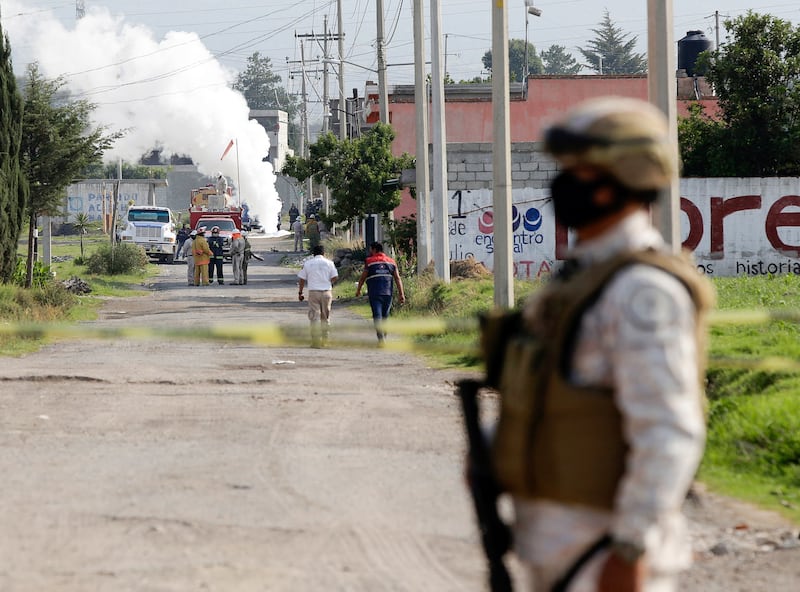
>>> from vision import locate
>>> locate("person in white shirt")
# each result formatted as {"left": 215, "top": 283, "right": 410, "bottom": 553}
{"left": 297, "top": 244, "right": 339, "bottom": 347}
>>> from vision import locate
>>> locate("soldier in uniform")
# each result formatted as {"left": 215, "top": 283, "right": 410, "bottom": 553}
{"left": 487, "top": 97, "right": 714, "bottom": 592}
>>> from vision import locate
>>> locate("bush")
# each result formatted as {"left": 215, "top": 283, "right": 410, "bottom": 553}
{"left": 33, "top": 281, "right": 77, "bottom": 309}
{"left": 86, "top": 243, "right": 149, "bottom": 275}
{"left": 11, "top": 257, "right": 53, "bottom": 288}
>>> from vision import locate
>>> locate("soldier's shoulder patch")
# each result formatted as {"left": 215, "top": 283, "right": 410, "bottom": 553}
{"left": 621, "top": 279, "right": 681, "bottom": 332}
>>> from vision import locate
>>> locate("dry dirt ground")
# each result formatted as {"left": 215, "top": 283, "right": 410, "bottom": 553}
{"left": 1, "top": 235, "right": 798, "bottom": 591}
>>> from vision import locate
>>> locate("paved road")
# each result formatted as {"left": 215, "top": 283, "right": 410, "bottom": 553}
{"left": 0, "top": 239, "right": 492, "bottom": 592}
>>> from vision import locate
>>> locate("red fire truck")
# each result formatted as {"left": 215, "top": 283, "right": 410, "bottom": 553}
{"left": 189, "top": 186, "right": 243, "bottom": 259}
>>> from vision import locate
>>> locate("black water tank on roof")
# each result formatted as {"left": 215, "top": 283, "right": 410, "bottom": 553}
{"left": 678, "top": 30, "right": 713, "bottom": 77}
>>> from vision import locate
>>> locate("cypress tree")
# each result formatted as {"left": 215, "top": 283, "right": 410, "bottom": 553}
{"left": 0, "top": 24, "right": 28, "bottom": 283}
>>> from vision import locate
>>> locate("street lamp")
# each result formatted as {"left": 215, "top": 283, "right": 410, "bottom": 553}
{"left": 524, "top": 1, "right": 542, "bottom": 91}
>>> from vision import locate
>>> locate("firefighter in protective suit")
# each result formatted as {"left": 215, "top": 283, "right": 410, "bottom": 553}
{"left": 486, "top": 97, "right": 714, "bottom": 592}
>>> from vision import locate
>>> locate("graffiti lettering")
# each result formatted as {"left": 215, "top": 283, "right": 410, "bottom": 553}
{"left": 514, "top": 260, "right": 552, "bottom": 279}
{"left": 449, "top": 220, "right": 466, "bottom": 236}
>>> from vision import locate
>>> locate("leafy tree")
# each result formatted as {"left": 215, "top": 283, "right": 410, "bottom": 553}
{"left": 578, "top": 10, "right": 647, "bottom": 74}
{"left": 282, "top": 122, "right": 414, "bottom": 227}
{"left": 482, "top": 39, "right": 544, "bottom": 82}
{"left": 681, "top": 12, "right": 800, "bottom": 176}
{"left": 233, "top": 52, "right": 300, "bottom": 152}
{"left": 20, "top": 63, "right": 120, "bottom": 287}
{"left": 541, "top": 44, "right": 582, "bottom": 75}
{"left": 678, "top": 103, "right": 729, "bottom": 176}
{"left": 0, "top": 28, "right": 28, "bottom": 283}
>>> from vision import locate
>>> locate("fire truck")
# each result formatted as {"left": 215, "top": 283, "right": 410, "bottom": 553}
{"left": 189, "top": 186, "right": 243, "bottom": 260}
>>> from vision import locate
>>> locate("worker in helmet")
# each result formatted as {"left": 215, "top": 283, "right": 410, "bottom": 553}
{"left": 192, "top": 227, "right": 212, "bottom": 286}
{"left": 207, "top": 226, "right": 225, "bottom": 285}
{"left": 482, "top": 97, "right": 714, "bottom": 592}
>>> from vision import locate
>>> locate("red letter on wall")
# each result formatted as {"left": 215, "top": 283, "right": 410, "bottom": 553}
{"left": 766, "top": 195, "right": 800, "bottom": 256}
{"left": 710, "top": 195, "right": 761, "bottom": 256}
{"left": 681, "top": 197, "right": 703, "bottom": 251}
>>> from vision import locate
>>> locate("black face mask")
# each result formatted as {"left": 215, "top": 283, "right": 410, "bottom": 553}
{"left": 550, "top": 171, "right": 628, "bottom": 229}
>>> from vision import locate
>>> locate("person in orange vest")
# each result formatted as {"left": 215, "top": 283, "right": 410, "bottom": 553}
{"left": 192, "top": 227, "right": 212, "bottom": 286}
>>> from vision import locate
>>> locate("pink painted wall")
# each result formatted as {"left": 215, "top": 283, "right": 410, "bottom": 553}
{"left": 387, "top": 75, "right": 719, "bottom": 220}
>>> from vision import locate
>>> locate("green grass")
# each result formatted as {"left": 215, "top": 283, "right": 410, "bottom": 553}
{"left": 1, "top": 233, "right": 157, "bottom": 354}
{"left": 701, "top": 274, "right": 800, "bottom": 522}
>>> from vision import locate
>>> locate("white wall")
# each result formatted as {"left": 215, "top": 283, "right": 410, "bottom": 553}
{"left": 442, "top": 178, "right": 800, "bottom": 278}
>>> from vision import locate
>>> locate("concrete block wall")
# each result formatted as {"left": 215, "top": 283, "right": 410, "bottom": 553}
{"left": 445, "top": 141, "right": 560, "bottom": 190}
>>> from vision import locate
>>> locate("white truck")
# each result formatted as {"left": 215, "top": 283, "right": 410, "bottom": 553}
{"left": 119, "top": 205, "right": 178, "bottom": 264}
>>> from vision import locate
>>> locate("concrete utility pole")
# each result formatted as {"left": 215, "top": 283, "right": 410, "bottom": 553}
{"left": 413, "top": 0, "right": 431, "bottom": 274}
{"left": 492, "top": 0, "right": 514, "bottom": 308}
{"left": 322, "top": 15, "right": 330, "bottom": 134}
{"left": 337, "top": 0, "right": 347, "bottom": 141}
{"left": 430, "top": 0, "right": 449, "bottom": 281}
{"left": 376, "top": 0, "right": 389, "bottom": 123}
{"left": 289, "top": 41, "right": 314, "bottom": 212}
{"left": 647, "top": 0, "right": 679, "bottom": 251}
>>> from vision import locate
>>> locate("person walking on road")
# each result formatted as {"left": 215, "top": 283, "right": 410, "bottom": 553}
{"left": 230, "top": 231, "right": 245, "bottom": 285}
{"left": 355, "top": 242, "right": 406, "bottom": 344}
{"left": 297, "top": 244, "right": 338, "bottom": 348}
{"left": 179, "top": 229, "right": 197, "bottom": 285}
{"left": 305, "top": 215, "right": 321, "bottom": 250}
{"left": 292, "top": 216, "right": 304, "bottom": 252}
{"left": 192, "top": 227, "right": 212, "bottom": 286}
{"left": 481, "top": 97, "right": 714, "bottom": 592}
{"left": 207, "top": 226, "right": 225, "bottom": 285}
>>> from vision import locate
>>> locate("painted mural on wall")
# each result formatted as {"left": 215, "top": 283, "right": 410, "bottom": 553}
{"left": 444, "top": 178, "right": 800, "bottom": 278}
{"left": 64, "top": 182, "right": 152, "bottom": 223}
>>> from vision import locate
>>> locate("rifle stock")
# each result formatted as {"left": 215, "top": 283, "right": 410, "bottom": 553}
{"left": 457, "top": 379, "right": 513, "bottom": 592}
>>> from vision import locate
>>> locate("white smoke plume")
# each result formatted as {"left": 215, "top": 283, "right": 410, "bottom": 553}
{"left": 2, "top": 1, "right": 280, "bottom": 231}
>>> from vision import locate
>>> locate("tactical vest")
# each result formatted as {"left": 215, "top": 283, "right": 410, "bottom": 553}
{"left": 484, "top": 250, "right": 714, "bottom": 510}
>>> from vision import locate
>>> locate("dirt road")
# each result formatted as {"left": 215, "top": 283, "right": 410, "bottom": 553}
{"left": 1, "top": 237, "right": 798, "bottom": 591}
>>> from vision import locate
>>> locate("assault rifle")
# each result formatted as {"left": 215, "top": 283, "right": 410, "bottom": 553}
{"left": 456, "top": 378, "right": 513, "bottom": 592}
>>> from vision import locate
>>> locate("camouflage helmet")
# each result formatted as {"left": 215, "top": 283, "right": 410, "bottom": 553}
{"left": 543, "top": 97, "right": 677, "bottom": 191}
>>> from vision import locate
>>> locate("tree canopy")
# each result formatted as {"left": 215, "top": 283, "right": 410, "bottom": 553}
{"left": 233, "top": 52, "right": 300, "bottom": 152}
{"left": 482, "top": 39, "right": 544, "bottom": 82}
{"left": 578, "top": 10, "right": 647, "bottom": 74}
{"left": 281, "top": 122, "right": 414, "bottom": 227}
{"left": 0, "top": 28, "right": 28, "bottom": 283}
{"left": 679, "top": 12, "right": 800, "bottom": 176}
{"left": 541, "top": 45, "right": 582, "bottom": 75}
{"left": 20, "top": 63, "right": 120, "bottom": 286}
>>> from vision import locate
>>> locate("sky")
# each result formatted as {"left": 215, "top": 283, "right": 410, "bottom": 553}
{"left": 0, "top": 0, "right": 797, "bottom": 222}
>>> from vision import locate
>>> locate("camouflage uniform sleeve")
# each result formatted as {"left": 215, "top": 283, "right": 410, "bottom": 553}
{"left": 595, "top": 264, "right": 705, "bottom": 552}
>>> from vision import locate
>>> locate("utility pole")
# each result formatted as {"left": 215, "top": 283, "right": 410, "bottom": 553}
{"left": 376, "top": 0, "right": 389, "bottom": 123}
{"left": 647, "top": 0, "right": 679, "bottom": 251}
{"left": 337, "top": 0, "right": 347, "bottom": 141}
{"left": 430, "top": 0, "right": 449, "bottom": 282}
{"left": 492, "top": 0, "right": 513, "bottom": 307}
{"left": 288, "top": 40, "right": 318, "bottom": 213}
{"left": 413, "top": 0, "right": 431, "bottom": 273}
{"left": 322, "top": 15, "right": 330, "bottom": 134}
